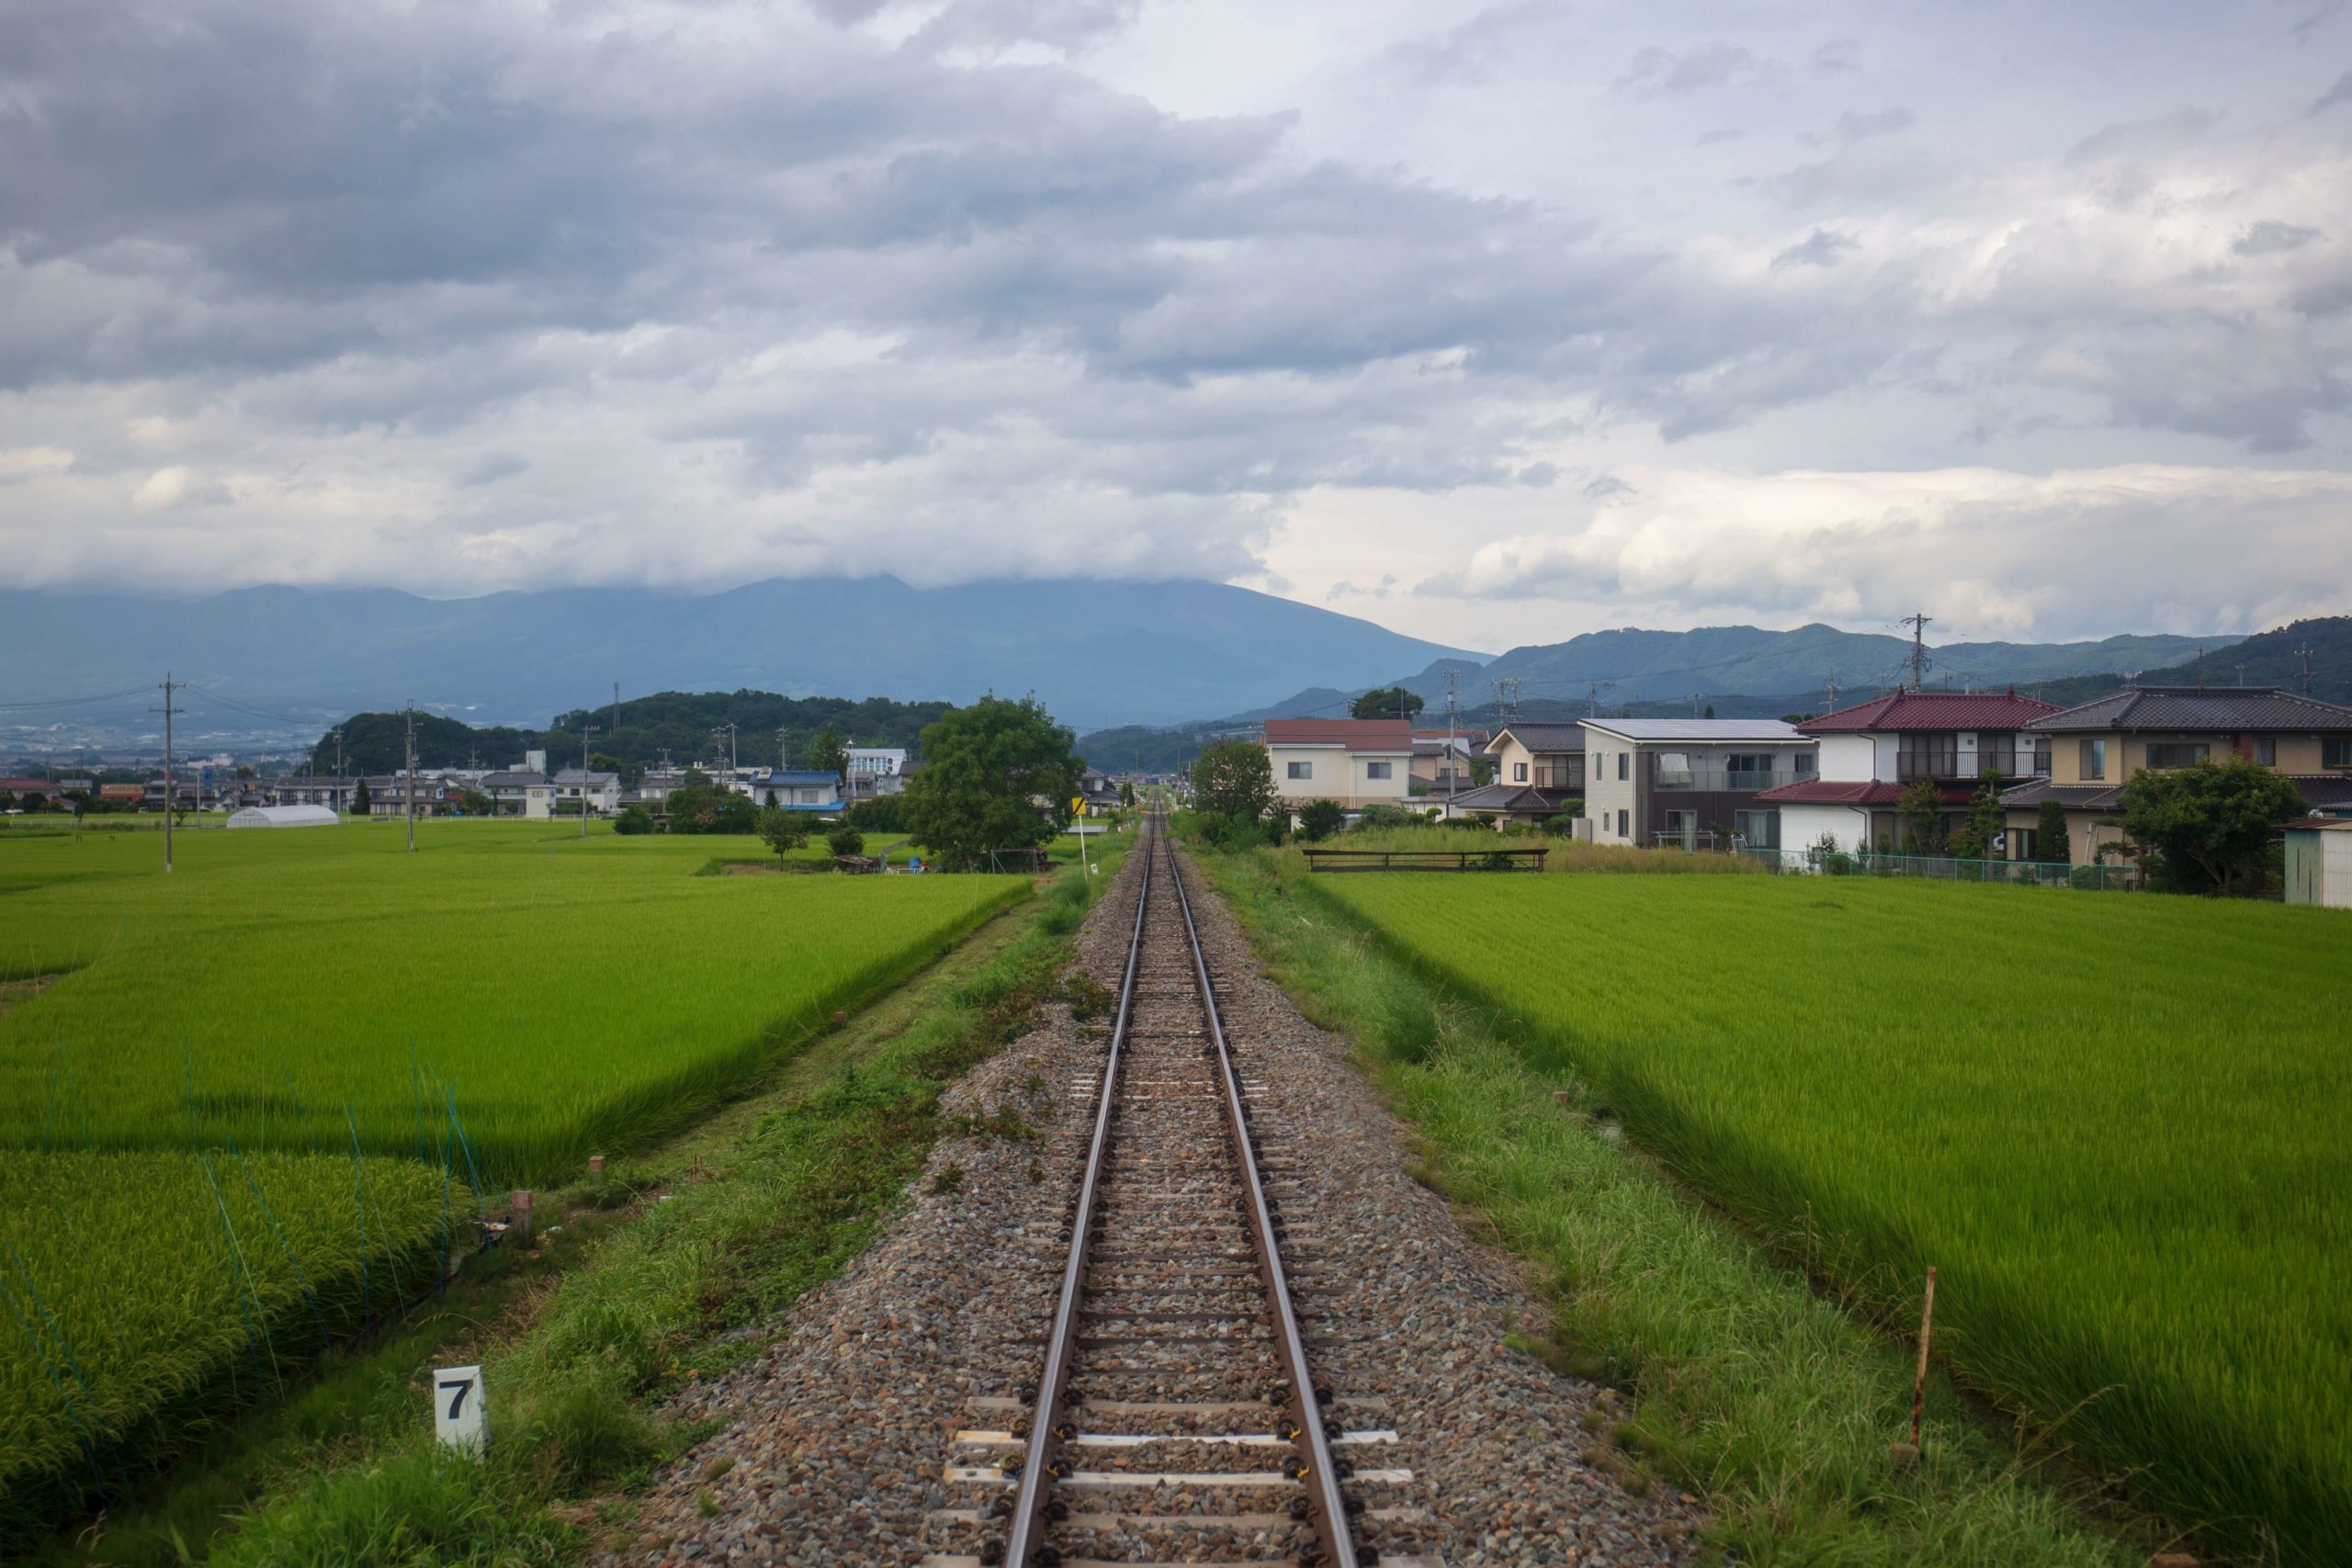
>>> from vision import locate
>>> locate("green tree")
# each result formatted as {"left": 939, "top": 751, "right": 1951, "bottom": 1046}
{"left": 1946, "top": 770, "right": 2007, "bottom": 861}
{"left": 807, "top": 725, "right": 849, "bottom": 778}
{"left": 2035, "top": 798, "right": 2073, "bottom": 865}
{"left": 1191, "top": 739, "right": 1276, "bottom": 824}
{"left": 1896, "top": 778, "right": 1946, "bottom": 853}
{"left": 613, "top": 804, "right": 655, "bottom": 836}
{"left": 452, "top": 788, "right": 496, "bottom": 818}
{"left": 1350, "top": 686, "right": 1425, "bottom": 720}
{"left": 757, "top": 807, "right": 808, "bottom": 857}
{"left": 666, "top": 773, "right": 758, "bottom": 835}
{"left": 2119, "top": 756, "right": 2306, "bottom": 896}
{"left": 826, "top": 825, "right": 866, "bottom": 859}
{"left": 1297, "top": 798, "right": 1345, "bottom": 841}
{"left": 900, "top": 694, "right": 1083, "bottom": 871}
{"left": 1119, "top": 779, "right": 1136, "bottom": 807}
{"left": 842, "top": 795, "right": 904, "bottom": 833}
{"left": 350, "top": 777, "right": 372, "bottom": 815}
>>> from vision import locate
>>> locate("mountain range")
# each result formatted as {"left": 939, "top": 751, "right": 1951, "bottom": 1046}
{"left": 0, "top": 579, "right": 1483, "bottom": 743}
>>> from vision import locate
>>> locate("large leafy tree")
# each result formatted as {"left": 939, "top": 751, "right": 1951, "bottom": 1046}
{"left": 807, "top": 725, "right": 849, "bottom": 777}
{"left": 901, "top": 695, "right": 1083, "bottom": 871}
{"left": 667, "top": 772, "right": 757, "bottom": 834}
{"left": 1895, "top": 778, "right": 1946, "bottom": 853}
{"left": 2120, "top": 756, "right": 2305, "bottom": 895}
{"left": 1350, "top": 686, "right": 1425, "bottom": 720}
{"left": 1191, "top": 739, "right": 1275, "bottom": 823}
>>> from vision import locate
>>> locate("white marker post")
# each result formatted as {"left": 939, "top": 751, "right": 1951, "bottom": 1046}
{"left": 434, "top": 1364, "right": 489, "bottom": 1458}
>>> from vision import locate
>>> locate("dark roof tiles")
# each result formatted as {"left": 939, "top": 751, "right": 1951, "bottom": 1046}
{"left": 2028, "top": 686, "right": 2352, "bottom": 732}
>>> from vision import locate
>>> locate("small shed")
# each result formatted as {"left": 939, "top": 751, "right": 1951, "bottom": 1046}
{"left": 2282, "top": 818, "right": 2352, "bottom": 909}
{"left": 226, "top": 805, "right": 341, "bottom": 829}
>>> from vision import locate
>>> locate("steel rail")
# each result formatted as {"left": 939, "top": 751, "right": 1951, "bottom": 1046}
{"left": 1160, "top": 827, "right": 1362, "bottom": 1568}
{"left": 997, "top": 809, "right": 1156, "bottom": 1568}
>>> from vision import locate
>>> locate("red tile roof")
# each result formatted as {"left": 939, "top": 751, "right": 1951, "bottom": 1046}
{"left": 1754, "top": 777, "right": 1977, "bottom": 806}
{"left": 1800, "top": 689, "right": 2063, "bottom": 734}
{"left": 1262, "top": 718, "right": 1415, "bottom": 749}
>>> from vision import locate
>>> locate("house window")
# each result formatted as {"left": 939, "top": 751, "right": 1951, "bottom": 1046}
{"left": 2032, "top": 738, "right": 2051, "bottom": 776}
{"left": 2254, "top": 737, "right": 2277, "bottom": 767}
{"left": 2080, "top": 739, "right": 2108, "bottom": 781}
{"left": 1734, "top": 809, "right": 1778, "bottom": 849}
{"left": 1615, "top": 808, "right": 1629, "bottom": 837}
{"left": 1898, "top": 734, "right": 1959, "bottom": 780}
{"left": 1513, "top": 761, "right": 1528, "bottom": 782}
{"left": 2146, "top": 742, "right": 2209, "bottom": 770}
{"left": 1616, "top": 752, "right": 1629, "bottom": 782}
{"left": 1287, "top": 761, "right": 1312, "bottom": 780}
{"left": 1978, "top": 735, "right": 2017, "bottom": 776}
{"left": 2324, "top": 739, "right": 2352, "bottom": 769}
{"left": 1365, "top": 761, "right": 1392, "bottom": 780}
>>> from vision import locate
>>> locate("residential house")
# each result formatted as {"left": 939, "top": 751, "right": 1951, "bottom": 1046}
{"left": 272, "top": 775, "right": 360, "bottom": 812}
{"left": 532, "top": 769, "right": 621, "bottom": 818}
{"left": 745, "top": 770, "right": 842, "bottom": 811}
{"left": 1262, "top": 719, "right": 1415, "bottom": 810}
{"left": 1078, "top": 768, "right": 1123, "bottom": 814}
{"left": 1755, "top": 689, "right": 2062, "bottom": 854}
{"left": 844, "top": 748, "right": 910, "bottom": 800}
{"left": 1582, "top": 718, "right": 1815, "bottom": 849}
{"left": 478, "top": 772, "right": 545, "bottom": 816}
{"left": 2000, "top": 686, "right": 2352, "bottom": 864}
{"left": 1409, "top": 728, "right": 1489, "bottom": 792}
{"left": 97, "top": 784, "right": 143, "bottom": 807}
{"left": 1440, "top": 723, "right": 1584, "bottom": 825}
{"left": 0, "top": 778, "right": 62, "bottom": 803}
{"left": 364, "top": 773, "right": 451, "bottom": 818}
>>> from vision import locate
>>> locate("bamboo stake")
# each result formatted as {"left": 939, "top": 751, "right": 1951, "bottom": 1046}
{"left": 1911, "top": 1265, "right": 1938, "bottom": 1450}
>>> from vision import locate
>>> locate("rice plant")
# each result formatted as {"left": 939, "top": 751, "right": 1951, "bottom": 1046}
{"left": 0, "top": 1148, "right": 447, "bottom": 1534}
{"left": 1313, "top": 872, "right": 2351, "bottom": 1566}
{"left": 0, "top": 821, "right": 1029, "bottom": 1182}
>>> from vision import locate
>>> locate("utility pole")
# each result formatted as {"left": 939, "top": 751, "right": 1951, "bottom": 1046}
{"left": 712, "top": 722, "right": 737, "bottom": 780}
{"left": 404, "top": 703, "right": 417, "bottom": 853}
{"left": 1442, "top": 667, "right": 1461, "bottom": 809}
{"left": 1496, "top": 677, "right": 1523, "bottom": 725}
{"left": 2298, "top": 643, "right": 2315, "bottom": 695}
{"left": 1898, "top": 613, "right": 1932, "bottom": 691}
{"left": 331, "top": 727, "right": 345, "bottom": 812}
{"left": 776, "top": 727, "right": 790, "bottom": 769}
{"left": 153, "top": 673, "right": 183, "bottom": 873}
{"left": 612, "top": 681, "right": 620, "bottom": 743}
{"left": 1690, "top": 691, "right": 1702, "bottom": 718}
{"left": 1825, "top": 670, "right": 1841, "bottom": 710}
{"left": 580, "top": 724, "right": 599, "bottom": 840}
{"left": 1587, "top": 679, "right": 1606, "bottom": 718}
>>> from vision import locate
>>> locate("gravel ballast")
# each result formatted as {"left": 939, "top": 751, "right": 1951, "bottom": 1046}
{"left": 609, "top": 841, "right": 1704, "bottom": 1567}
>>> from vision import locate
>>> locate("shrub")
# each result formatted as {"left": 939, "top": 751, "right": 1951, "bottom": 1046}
{"left": 1297, "top": 799, "right": 1345, "bottom": 841}
{"left": 757, "top": 806, "right": 808, "bottom": 858}
{"left": 827, "top": 826, "right": 866, "bottom": 858}
{"left": 613, "top": 804, "right": 654, "bottom": 836}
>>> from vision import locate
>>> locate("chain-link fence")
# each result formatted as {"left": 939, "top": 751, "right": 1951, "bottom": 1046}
{"left": 1739, "top": 847, "right": 2143, "bottom": 890}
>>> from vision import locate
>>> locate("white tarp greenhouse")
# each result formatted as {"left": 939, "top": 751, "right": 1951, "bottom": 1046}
{"left": 225, "top": 805, "right": 341, "bottom": 829}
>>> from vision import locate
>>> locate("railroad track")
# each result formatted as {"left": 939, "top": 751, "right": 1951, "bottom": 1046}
{"left": 924, "top": 812, "right": 1434, "bottom": 1568}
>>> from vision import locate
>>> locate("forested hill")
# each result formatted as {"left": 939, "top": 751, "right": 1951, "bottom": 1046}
{"left": 2025, "top": 616, "right": 2352, "bottom": 710}
{"left": 314, "top": 692, "right": 954, "bottom": 776}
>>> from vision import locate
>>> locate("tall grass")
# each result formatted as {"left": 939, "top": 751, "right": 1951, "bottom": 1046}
{"left": 0, "top": 822, "right": 1029, "bottom": 1181}
{"left": 1295, "top": 821, "right": 1765, "bottom": 874}
{"left": 0, "top": 1149, "right": 447, "bottom": 1535}
{"left": 1308, "top": 870, "right": 2351, "bottom": 1565}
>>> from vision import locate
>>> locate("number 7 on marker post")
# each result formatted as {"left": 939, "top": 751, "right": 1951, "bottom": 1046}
{"left": 434, "top": 1364, "right": 489, "bottom": 1457}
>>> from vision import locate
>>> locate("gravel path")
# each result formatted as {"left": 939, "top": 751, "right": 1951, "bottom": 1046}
{"left": 607, "top": 843, "right": 1704, "bottom": 1567}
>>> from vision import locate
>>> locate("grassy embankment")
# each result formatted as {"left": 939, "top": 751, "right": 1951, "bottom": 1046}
{"left": 1193, "top": 840, "right": 2266, "bottom": 1568}
{"left": 10, "top": 824, "right": 1130, "bottom": 1563}
{"left": 0, "top": 818, "right": 1080, "bottom": 1554}
{"left": 1301, "top": 819, "right": 1768, "bottom": 874}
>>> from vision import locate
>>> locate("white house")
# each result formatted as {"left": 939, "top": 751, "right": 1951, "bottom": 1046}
{"left": 529, "top": 769, "right": 621, "bottom": 818}
{"left": 1262, "top": 719, "right": 1415, "bottom": 810}
{"left": 1756, "top": 689, "right": 2061, "bottom": 854}
{"left": 746, "top": 769, "right": 842, "bottom": 811}
{"left": 844, "top": 748, "right": 910, "bottom": 799}
{"left": 1581, "top": 718, "right": 1815, "bottom": 848}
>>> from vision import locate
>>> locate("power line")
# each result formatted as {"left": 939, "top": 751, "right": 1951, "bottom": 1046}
{"left": 152, "top": 675, "right": 184, "bottom": 874}
{"left": 1896, "top": 613, "right": 1933, "bottom": 690}
{"left": 0, "top": 683, "right": 157, "bottom": 714}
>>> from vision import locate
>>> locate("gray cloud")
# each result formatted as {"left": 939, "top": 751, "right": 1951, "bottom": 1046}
{"left": 1770, "top": 229, "right": 1859, "bottom": 270}
{"left": 2314, "top": 70, "right": 2352, "bottom": 114}
{"left": 1616, "top": 41, "right": 1766, "bottom": 96}
{"left": 1385, "top": 2, "right": 1569, "bottom": 85}
{"left": 2234, "top": 220, "right": 2324, "bottom": 255}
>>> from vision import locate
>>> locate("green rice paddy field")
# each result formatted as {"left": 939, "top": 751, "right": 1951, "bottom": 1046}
{"left": 0, "top": 819, "right": 1030, "bottom": 1527}
{"left": 1310, "top": 872, "right": 2350, "bottom": 1565}
{"left": 0, "top": 820, "right": 1029, "bottom": 1179}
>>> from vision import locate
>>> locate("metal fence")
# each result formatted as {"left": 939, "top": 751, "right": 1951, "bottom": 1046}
{"left": 1738, "top": 847, "right": 2143, "bottom": 891}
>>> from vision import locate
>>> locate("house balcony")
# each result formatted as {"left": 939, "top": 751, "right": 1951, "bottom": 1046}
{"left": 1653, "top": 768, "right": 1815, "bottom": 792}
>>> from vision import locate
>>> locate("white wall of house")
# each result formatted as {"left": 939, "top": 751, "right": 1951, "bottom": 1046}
{"left": 1584, "top": 740, "right": 1636, "bottom": 843}
{"left": 1815, "top": 734, "right": 1885, "bottom": 782}
{"left": 1780, "top": 803, "right": 1871, "bottom": 853}
{"left": 525, "top": 786, "right": 552, "bottom": 819}
{"left": 1266, "top": 743, "right": 1412, "bottom": 807}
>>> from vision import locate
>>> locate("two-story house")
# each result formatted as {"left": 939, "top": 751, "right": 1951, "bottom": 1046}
{"left": 1582, "top": 718, "right": 1815, "bottom": 849}
{"left": 528, "top": 769, "right": 621, "bottom": 818}
{"left": 1262, "top": 719, "right": 1414, "bottom": 811}
{"left": 1409, "top": 729, "right": 1489, "bottom": 792}
{"left": 1440, "top": 723, "right": 1585, "bottom": 825}
{"left": 1755, "top": 689, "right": 2063, "bottom": 853}
{"left": 2001, "top": 686, "right": 2352, "bottom": 863}
{"left": 745, "top": 769, "right": 842, "bottom": 811}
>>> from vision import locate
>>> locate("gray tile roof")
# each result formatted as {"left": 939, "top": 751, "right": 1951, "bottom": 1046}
{"left": 2030, "top": 686, "right": 2352, "bottom": 732}
{"left": 1487, "top": 723, "right": 1587, "bottom": 754}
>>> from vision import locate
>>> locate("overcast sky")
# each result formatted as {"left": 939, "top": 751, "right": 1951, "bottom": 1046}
{"left": 4, "top": 0, "right": 2348, "bottom": 653}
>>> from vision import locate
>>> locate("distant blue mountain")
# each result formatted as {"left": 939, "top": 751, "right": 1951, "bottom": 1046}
{"left": 0, "top": 577, "right": 1487, "bottom": 739}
